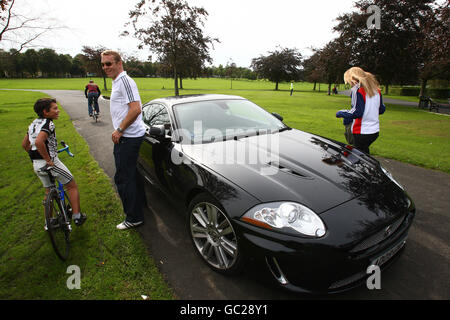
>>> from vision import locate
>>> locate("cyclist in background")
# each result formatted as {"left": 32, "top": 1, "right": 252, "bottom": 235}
{"left": 21, "top": 98, "right": 87, "bottom": 227}
{"left": 85, "top": 80, "right": 101, "bottom": 117}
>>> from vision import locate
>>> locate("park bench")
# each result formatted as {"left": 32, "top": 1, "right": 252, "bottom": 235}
{"left": 418, "top": 96, "right": 440, "bottom": 112}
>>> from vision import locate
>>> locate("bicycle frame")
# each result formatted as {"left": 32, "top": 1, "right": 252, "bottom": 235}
{"left": 56, "top": 143, "right": 74, "bottom": 203}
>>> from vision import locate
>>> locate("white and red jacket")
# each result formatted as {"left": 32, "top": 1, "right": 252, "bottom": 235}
{"left": 338, "top": 85, "right": 386, "bottom": 134}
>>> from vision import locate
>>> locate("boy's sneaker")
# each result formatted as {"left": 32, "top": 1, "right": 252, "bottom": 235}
{"left": 116, "top": 220, "right": 143, "bottom": 230}
{"left": 73, "top": 213, "right": 87, "bottom": 226}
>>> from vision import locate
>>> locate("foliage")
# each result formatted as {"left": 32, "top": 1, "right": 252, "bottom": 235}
{"left": 251, "top": 47, "right": 302, "bottom": 90}
{"left": 0, "top": 0, "right": 63, "bottom": 52}
{"left": 81, "top": 45, "right": 108, "bottom": 90}
{"left": 332, "top": 0, "right": 449, "bottom": 94}
{"left": 123, "top": 0, "right": 218, "bottom": 95}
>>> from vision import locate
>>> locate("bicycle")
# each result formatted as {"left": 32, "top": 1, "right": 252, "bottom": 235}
{"left": 39, "top": 141, "right": 75, "bottom": 261}
{"left": 87, "top": 92, "right": 100, "bottom": 123}
{"left": 92, "top": 110, "right": 99, "bottom": 123}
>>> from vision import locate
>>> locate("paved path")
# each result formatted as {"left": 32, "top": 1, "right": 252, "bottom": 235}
{"left": 36, "top": 90, "right": 450, "bottom": 299}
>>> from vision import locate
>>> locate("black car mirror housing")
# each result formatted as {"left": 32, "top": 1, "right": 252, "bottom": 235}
{"left": 149, "top": 125, "right": 165, "bottom": 138}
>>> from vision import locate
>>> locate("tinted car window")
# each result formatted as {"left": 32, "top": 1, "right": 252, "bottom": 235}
{"left": 173, "top": 99, "right": 286, "bottom": 144}
{"left": 142, "top": 103, "right": 172, "bottom": 135}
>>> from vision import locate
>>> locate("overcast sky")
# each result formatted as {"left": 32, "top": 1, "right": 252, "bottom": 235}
{"left": 5, "top": 0, "right": 358, "bottom": 67}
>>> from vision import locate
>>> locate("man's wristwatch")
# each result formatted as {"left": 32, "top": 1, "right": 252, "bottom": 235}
{"left": 117, "top": 127, "right": 124, "bottom": 133}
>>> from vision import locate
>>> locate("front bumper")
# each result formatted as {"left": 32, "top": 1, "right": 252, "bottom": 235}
{"left": 234, "top": 209, "right": 415, "bottom": 294}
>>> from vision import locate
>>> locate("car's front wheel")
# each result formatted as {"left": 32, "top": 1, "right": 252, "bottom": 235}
{"left": 187, "top": 193, "right": 244, "bottom": 275}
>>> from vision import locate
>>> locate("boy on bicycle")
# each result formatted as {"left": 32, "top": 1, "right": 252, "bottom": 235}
{"left": 21, "top": 98, "right": 87, "bottom": 227}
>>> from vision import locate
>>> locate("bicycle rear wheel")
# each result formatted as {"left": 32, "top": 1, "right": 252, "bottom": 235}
{"left": 45, "top": 189, "right": 70, "bottom": 260}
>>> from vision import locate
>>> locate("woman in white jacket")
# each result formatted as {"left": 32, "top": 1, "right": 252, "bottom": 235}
{"left": 336, "top": 67, "right": 386, "bottom": 154}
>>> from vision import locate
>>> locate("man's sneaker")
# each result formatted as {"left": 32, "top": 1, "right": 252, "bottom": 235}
{"left": 116, "top": 220, "right": 143, "bottom": 230}
{"left": 74, "top": 213, "right": 87, "bottom": 226}
{"left": 89, "top": 113, "right": 93, "bottom": 117}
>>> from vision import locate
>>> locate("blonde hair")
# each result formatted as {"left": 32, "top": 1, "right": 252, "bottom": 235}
{"left": 101, "top": 50, "right": 122, "bottom": 63}
{"left": 344, "top": 67, "right": 380, "bottom": 97}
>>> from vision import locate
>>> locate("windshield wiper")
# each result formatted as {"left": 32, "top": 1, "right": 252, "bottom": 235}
{"left": 271, "top": 126, "right": 291, "bottom": 134}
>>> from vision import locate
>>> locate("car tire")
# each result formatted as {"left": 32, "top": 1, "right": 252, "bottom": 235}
{"left": 187, "top": 193, "right": 244, "bottom": 275}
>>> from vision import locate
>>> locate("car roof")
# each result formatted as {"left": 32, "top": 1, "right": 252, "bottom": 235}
{"left": 146, "top": 94, "right": 247, "bottom": 107}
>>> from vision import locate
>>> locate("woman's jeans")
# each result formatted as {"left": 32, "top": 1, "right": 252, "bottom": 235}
{"left": 113, "top": 135, "right": 145, "bottom": 223}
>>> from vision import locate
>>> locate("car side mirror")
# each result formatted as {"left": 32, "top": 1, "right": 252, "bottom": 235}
{"left": 272, "top": 113, "right": 283, "bottom": 122}
{"left": 149, "top": 125, "right": 165, "bottom": 138}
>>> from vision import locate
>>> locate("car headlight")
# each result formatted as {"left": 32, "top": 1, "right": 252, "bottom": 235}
{"left": 381, "top": 166, "right": 404, "bottom": 190}
{"left": 241, "top": 202, "right": 326, "bottom": 238}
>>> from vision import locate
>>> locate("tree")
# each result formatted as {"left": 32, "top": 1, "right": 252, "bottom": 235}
{"left": 416, "top": 1, "right": 450, "bottom": 96}
{"left": 82, "top": 45, "right": 108, "bottom": 90}
{"left": 38, "top": 48, "right": 59, "bottom": 77}
{"left": 70, "top": 54, "right": 86, "bottom": 78}
{"left": 251, "top": 47, "right": 302, "bottom": 90}
{"left": 22, "top": 48, "right": 39, "bottom": 77}
{"left": 303, "top": 50, "right": 324, "bottom": 91}
{"left": 334, "top": 0, "right": 437, "bottom": 94}
{"left": 316, "top": 39, "right": 351, "bottom": 95}
{"left": 1, "top": 0, "right": 64, "bottom": 53}
{"left": 124, "top": 0, "right": 218, "bottom": 96}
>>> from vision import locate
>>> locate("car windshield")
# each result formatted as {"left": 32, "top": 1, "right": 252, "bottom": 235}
{"left": 173, "top": 99, "right": 287, "bottom": 144}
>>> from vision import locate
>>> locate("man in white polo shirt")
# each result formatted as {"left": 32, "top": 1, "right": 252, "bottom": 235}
{"left": 101, "top": 50, "right": 146, "bottom": 230}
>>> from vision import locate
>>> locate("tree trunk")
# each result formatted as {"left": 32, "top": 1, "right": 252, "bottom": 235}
{"left": 419, "top": 78, "right": 427, "bottom": 97}
{"left": 313, "top": 82, "right": 316, "bottom": 91}
{"left": 179, "top": 76, "right": 183, "bottom": 90}
{"left": 275, "top": 81, "right": 279, "bottom": 91}
{"left": 328, "top": 83, "right": 332, "bottom": 95}
{"left": 384, "top": 84, "right": 389, "bottom": 95}
{"left": 174, "top": 65, "right": 179, "bottom": 96}
{"left": 103, "top": 76, "right": 108, "bottom": 91}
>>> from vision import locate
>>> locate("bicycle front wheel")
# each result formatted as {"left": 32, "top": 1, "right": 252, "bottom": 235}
{"left": 45, "top": 189, "right": 70, "bottom": 261}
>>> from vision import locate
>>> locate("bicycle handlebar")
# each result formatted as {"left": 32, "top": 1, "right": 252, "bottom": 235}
{"left": 39, "top": 141, "right": 74, "bottom": 174}
{"left": 58, "top": 140, "right": 74, "bottom": 157}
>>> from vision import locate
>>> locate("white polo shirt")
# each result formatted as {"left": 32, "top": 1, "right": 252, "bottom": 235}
{"left": 110, "top": 71, "right": 146, "bottom": 138}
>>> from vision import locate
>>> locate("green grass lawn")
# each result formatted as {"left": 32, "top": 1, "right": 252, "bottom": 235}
{"left": 0, "top": 78, "right": 449, "bottom": 300}
{"left": 1, "top": 77, "right": 449, "bottom": 174}
{"left": 0, "top": 90, "right": 174, "bottom": 299}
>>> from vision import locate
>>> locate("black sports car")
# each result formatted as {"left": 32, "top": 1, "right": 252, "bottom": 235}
{"left": 137, "top": 94, "right": 415, "bottom": 294}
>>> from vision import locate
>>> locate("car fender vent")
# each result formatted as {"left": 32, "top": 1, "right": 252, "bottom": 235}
{"left": 265, "top": 256, "right": 289, "bottom": 285}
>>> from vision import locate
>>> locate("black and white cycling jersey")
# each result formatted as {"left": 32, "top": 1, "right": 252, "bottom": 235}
{"left": 27, "top": 118, "right": 58, "bottom": 160}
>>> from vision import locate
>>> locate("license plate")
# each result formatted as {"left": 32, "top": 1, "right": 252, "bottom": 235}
{"left": 371, "top": 238, "right": 407, "bottom": 267}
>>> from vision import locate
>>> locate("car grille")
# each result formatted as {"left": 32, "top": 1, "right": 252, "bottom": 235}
{"left": 350, "top": 215, "right": 404, "bottom": 253}
{"left": 329, "top": 270, "right": 367, "bottom": 290}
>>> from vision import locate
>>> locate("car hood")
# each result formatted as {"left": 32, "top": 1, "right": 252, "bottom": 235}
{"left": 180, "top": 129, "right": 400, "bottom": 214}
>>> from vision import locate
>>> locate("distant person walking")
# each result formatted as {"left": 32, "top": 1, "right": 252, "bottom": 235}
{"left": 101, "top": 50, "right": 146, "bottom": 230}
{"left": 336, "top": 67, "right": 386, "bottom": 154}
{"left": 85, "top": 80, "right": 101, "bottom": 117}
{"left": 290, "top": 81, "right": 294, "bottom": 96}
